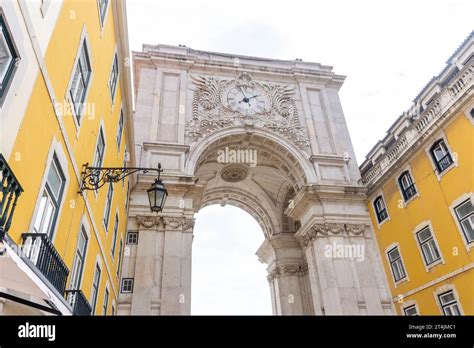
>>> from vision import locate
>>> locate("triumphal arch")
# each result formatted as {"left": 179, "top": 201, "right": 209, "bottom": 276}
{"left": 118, "top": 44, "right": 393, "bottom": 315}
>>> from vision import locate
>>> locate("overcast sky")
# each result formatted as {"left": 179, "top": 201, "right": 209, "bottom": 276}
{"left": 126, "top": 0, "right": 473, "bottom": 314}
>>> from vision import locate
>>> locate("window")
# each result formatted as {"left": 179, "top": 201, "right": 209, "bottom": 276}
{"left": 32, "top": 155, "right": 65, "bottom": 239}
{"left": 69, "top": 226, "right": 88, "bottom": 290}
{"left": 117, "top": 109, "right": 124, "bottom": 149}
{"left": 121, "top": 278, "right": 134, "bottom": 293}
{"left": 126, "top": 232, "right": 138, "bottom": 245}
{"left": 116, "top": 239, "right": 123, "bottom": 277}
{"left": 430, "top": 139, "right": 453, "bottom": 173}
{"left": 454, "top": 199, "right": 474, "bottom": 244}
{"left": 374, "top": 196, "right": 388, "bottom": 223}
{"left": 403, "top": 305, "right": 418, "bottom": 316}
{"left": 109, "top": 52, "right": 119, "bottom": 103}
{"left": 398, "top": 171, "right": 417, "bottom": 201}
{"left": 93, "top": 128, "right": 105, "bottom": 168}
{"left": 416, "top": 226, "right": 441, "bottom": 266}
{"left": 103, "top": 183, "right": 113, "bottom": 230}
{"left": 69, "top": 38, "right": 91, "bottom": 124}
{"left": 0, "top": 15, "right": 19, "bottom": 101}
{"left": 111, "top": 213, "right": 119, "bottom": 258}
{"left": 125, "top": 182, "right": 130, "bottom": 212}
{"left": 102, "top": 287, "right": 109, "bottom": 315}
{"left": 387, "top": 246, "right": 406, "bottom": 282}
{"left": 438, "top": 291, "right": 461, "bottom": 315}
{"left": 91, "top": 263, "right": 101, "bottom": 314}
{"left": 98, "top": 0, "right": 109, "bottom": 28}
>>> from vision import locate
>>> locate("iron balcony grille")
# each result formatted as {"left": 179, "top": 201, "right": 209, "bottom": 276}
{"left": 65, "top": 289, "right": 92, "bottom": 316}
{"left": 436, "top": 153, "right": 453, "bottom": 173}
{"left": 402, "top": 183, "right": 417, "bottom": 201}
{"left": 0, "top": 154, "right": 23, "bottom": 239}
{"left": 21, "top": 233, "right": 69, "bottom": 295}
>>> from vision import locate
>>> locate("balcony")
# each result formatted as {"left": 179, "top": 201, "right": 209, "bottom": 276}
{"left": 0, "top": 154, "right": 23, "bottom": 240}
{"left": 66, "top": 289, "right": 92, "bottom": 316}
{"left": 21, "top": 233, "right": 69, "bottom": 295}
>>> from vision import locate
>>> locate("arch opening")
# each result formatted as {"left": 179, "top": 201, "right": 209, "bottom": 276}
{"left": 191, "top": 204, "right": 272, "bottom": 315}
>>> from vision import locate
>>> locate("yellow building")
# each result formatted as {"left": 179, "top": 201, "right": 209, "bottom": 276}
{"left": 0, "top": 0, "right": 135, "bottom": 315}
{"left": 360, "top": 32, "right": 473, "bottom": 315}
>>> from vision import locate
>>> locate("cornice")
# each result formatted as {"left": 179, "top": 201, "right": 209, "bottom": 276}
{"left": 295, "top": 222, "right": 371, "bottom": 249}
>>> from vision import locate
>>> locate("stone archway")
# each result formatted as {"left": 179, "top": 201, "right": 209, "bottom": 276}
{"left": 119, "top": 45, "right": 394, "bottom": 315}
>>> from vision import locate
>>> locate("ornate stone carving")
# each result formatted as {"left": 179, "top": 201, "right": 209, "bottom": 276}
{"left": 161, "top": 217, "right": 195, "bottom": 232}
{"left": 220, "top": 164, "right": 249, "bottom": 183}
{"left": 186, "top": 73, "right": 310, "bottom": 150}
{"left": 182, "top": 218, "right": 195, "bottom": 232}
{"left": 267, "top": 263, "right": 308, "bottom": 282}
{"left": 137, "top": 215, "right": 163, "bottom": 229}
{"left": 346, "top": 223, "right": 368, "bottom": 236}
{"left": 297, "top": 222, "right": 371, "bottom": 247}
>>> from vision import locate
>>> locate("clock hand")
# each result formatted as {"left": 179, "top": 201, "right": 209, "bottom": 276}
{"left": 247, "top": 95, "right": 259, "bottom": 100}
{"left": 238, "top": 86, "right": 247, "bottom": 99}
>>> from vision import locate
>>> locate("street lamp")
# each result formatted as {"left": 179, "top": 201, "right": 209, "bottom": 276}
{"left": 79, "top": 162, "right": 167, "bottom": 213}
{"left": 147, "top": 164, "right": 167, "bottom": 213}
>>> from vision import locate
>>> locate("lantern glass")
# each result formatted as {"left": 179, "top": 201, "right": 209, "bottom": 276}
{"left": 147, "top": 179, "right": 167, "bottom": 212}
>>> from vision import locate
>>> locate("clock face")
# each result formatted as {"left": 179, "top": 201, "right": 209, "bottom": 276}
{"left": 226, "top": 85, "right": 270, "bottom": 116}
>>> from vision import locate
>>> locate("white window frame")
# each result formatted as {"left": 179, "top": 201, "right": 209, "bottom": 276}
{"left": 395, "top": 165, "right": 419, "bottom": 206}
{"left": 126, "top": 231, "right": 138, "bottom": 245}
{"left": 449, "top": 193, "right": 474, "bottom": 250}
{"left": 116, "top": 238, "right": 123, "bottom": 278}
{"left": 90, "top": 257, "right": 102, "bottom": 315}
{"left": 0, "top": 11, "right": 20, "bottom": 104}
{"left": 434, "top": 285, "right": 464, "bottom": 315}
{"left": 68, "top": 215, "right": 91, "bottom": 291}
{"left": 65, "top": 26, "right": 93, "bottom": 133}
{"left": 28, "top": 138, "right": 69, "bottom": 243}
{"left": 463, "top": 102, "right": 474, "bottom": 125}
{"left": 385, "top": 242, "right": 409, "bottom": 287}
{"left": 111, "top": 210, "right": 119, "bottom": 259}
{"left": 402, "top": 303, "right": 419, "bottom": 316}
{"left": 102, "top": 283, "right": 109, "bottom": 315}
{"left": 372, "top": 191, "right": 390, "bottom": 227}
{"left": 424, "top": 133, "right": 458, "bottom": 181}
{"left": 108, "top": 47, "right": 119, "bottom": 106}
{"left": 121, "top": 278, "right": 134, "bottom": 293}
{"left": 92, "top": 121, "right": 106, "bottom": 198}
{"left": 412, "top": 221, "right": 444, "bottom": 271}
{"left": 103, "top": 183, "right": 114, "bottom": 232}
{"left": 97, "top": 0, "right": 110, "bottom": 33}
{"left": 116, "top": 106, "right": 124, "bottom": 151}
{"left": 40, "top": 0, "right": 51, "bottom": 17}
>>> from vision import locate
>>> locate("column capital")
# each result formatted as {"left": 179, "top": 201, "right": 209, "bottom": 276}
{"left": 267, "top": 262, "right": 308, "bottom": 282}
{"left": 162, "top": 216, "right": 195, "bottom": 232}
{"left": 137, "top": 215, "right": 164, "bottom": 229}
{"left": 296, "top": 222, "right": 371, "bottom": 248}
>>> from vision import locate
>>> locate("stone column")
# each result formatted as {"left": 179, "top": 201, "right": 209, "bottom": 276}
{"left": 257, "top": 233, "right": 314, "bottom": 315}
{"left": 296, "top": 222, "right": 392, "bottom": 315}
{"left": 159, "top": 216, "right": 194, "bottom": 315}
{"left": 130, "top": 216, "right": 163, "bottom": 315}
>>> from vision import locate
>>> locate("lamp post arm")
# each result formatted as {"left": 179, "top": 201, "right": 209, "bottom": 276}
{"left": 79, "top": 163, "right": 163, "bottom": 193}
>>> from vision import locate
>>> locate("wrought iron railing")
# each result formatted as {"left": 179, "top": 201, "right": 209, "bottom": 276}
{"left": 21, "top": 233, "right": 69, "bottom": 295}
{"left": 0, "top": 154, "right": 23, "bottom": 240}
{"left": 65, "top": 289, "right": 92, "bottom": 316}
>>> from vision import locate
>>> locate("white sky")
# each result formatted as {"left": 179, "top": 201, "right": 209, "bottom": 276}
{"left": 126, "top": 0, "right": 473, "bottom": 314}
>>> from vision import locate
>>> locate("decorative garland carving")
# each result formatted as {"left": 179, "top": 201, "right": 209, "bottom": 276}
{"left": 186, "top": 72, "right": 310, "bottom": 150}
{"left": 267, "top": 263, "right": 308, "bottom": 282}
{"left": 297, "top": 223, "right": 370, "bottom": 248}
{"left": 137, "top": 216, "right": 195, "bottom": 232}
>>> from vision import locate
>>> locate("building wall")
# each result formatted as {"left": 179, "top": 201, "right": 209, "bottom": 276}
{"left": 368, "top": 110, "right": 473, "bottom": 315}
{"left": 4, "top": 0, "right": 132, "bottom": 315}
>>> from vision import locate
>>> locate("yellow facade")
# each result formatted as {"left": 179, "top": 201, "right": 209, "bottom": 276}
{"left": 2, "top": 0, "right": 133, "bottom": 315}
{"left": 361, "top": 34, "right": 473, "bottom": 315}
